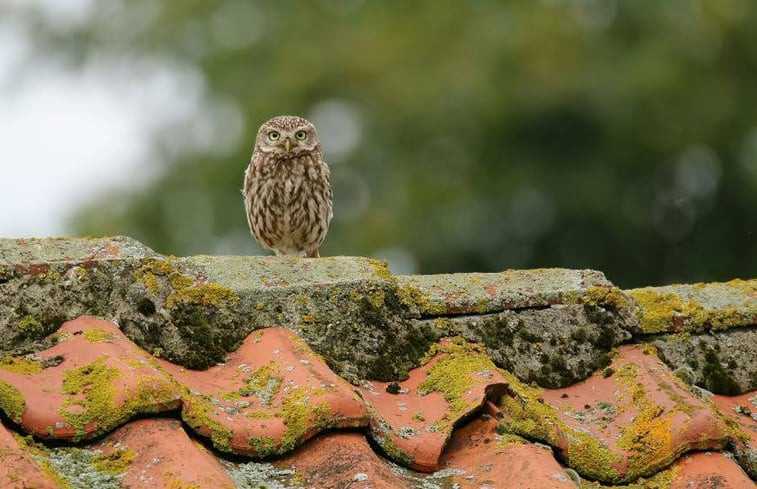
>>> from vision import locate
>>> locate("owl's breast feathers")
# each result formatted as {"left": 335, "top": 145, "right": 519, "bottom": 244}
{"left": 244, "top": 153, "right": 332, "bottom": 256}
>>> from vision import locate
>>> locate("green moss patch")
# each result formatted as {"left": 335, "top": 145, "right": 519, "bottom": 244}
{"left": 629, "top": 281, "right": 757, "bottom": 334}
{"left": 0, "top": 379, "right": 26, "bottom": 421}
{"left": 91, "top": 447, "right": 136, "bottom": 474}
{"left": 82, "top": 329, "right": 110, "bottom": 343}
{"left": 497, "top": 371, "right": 623, "bottom": 482}
{"left": 417, "top": 338, "right": 497, "bottom": 415}
{"left": 180, "top": 392, "right": 234, "bottom": 453}
{"left": 60, "top": 356, "right": 120, "bottom": 440}
{"left": 0, "top": 356, "right": 43, "bottom": 374}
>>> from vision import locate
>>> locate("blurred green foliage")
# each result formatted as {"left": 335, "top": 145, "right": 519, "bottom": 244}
{"left": 8, "top": 0, "right": 757, "bottom": 286}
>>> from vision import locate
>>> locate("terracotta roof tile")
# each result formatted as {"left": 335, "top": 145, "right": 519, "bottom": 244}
{"left": 160, "top": 327, "right": 368, "bottom": 457}
{"left": 0, "top": 316, "right": 181, "bottom": 441}
{"left": 0, "top": 420, "right": 59, "bottom": 489}
{"left": 91, "top": 418, "right": 236, "bottom": 489}
{"left": 358, "top": 339, "right": 508, "bottom": 472}
{"left": 498, "top": 344, "right": 733, "bottom": 484}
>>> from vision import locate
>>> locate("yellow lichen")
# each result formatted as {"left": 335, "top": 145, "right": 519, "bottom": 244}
{"left": 279, "top": 388, "right": 333, "bottom": 453}
{"left": 12, "top": 434, "right": 71, "bottom": 488}
{"left": 0, "top": 379, "right": 26, "bottom": 421}
{"left": 0, "top": 356, "right": 43, "bottom": 375}
{"left": 134, "top": 258, "right": 239, "bottom": 309}
{"left": 397, "top": 284, "right": 446, "bottom": 315}
{"left": 82, "top": 329, "right": 110, "bottom": 343}
{"left": 180, "top": 392, "right": 234, "bottom": 453}
{"left": 59, "top": 356, "right": 122, "bottom": 441}
{"left": 629, "top": 284, "right": 756, "bottom": 334}
{"left": 628, "top": 289, "right": 687, "bottom": 333}
{"left": 17, "top": 315, "right": 44, "bottom": 335}
{"left": 496, "top": 369, "right": 623, "bottom": 482}
{"left": 417, "top": 338, "right": 495, "bottom": 415}
{"left": 92, "top": 447, "right": 136, "bottom": 474}
{"left": 581, "top": 286, "right": 632, "bottom": 312}
{"left": 494, "top": 433, "right": 528, "bottom": 453}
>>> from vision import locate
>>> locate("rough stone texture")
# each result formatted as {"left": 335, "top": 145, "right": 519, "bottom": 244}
{"left": 395, "top": 268, "right": 618, "bottom": 315}
{"left": 0, "top": 236, "right": 157, "bottom": 356}
{"left": 0, "top": 236, "right": 642, "bottom": 388}
{"left": 653, "top": 328, "right": 757, "bottom": 395}
{"left": 628, "top": 279, "right": 757, "bottom": 334}
{"left": 430, "top": 304, "right": 630, "bottom": 388}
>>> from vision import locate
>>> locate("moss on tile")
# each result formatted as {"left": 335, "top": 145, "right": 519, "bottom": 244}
{"left": 364, "top": 403, "right": 414, "bottom": 466}
{"left": 279, "top": 388, "right": 333, "bottom": 453}
{"left": 614, "top": 367, "right": 675, "bottom": 477}
{"left": 417, "top": 338, "right": 496, "bottom": 415}
{"left": 497, "top": 369, "right": 624, "bottom": 483}
{"left": 180, "top": 392, "right": 234, "bottom": 453}
{"left": 248, "top": 436, "right": 277, "bottom": 457}
{"left": 494, "top": 433, "right": 528, "bottom": 453}
{"left": 91, "top": 447, "right": 136, "bottom": 474}
{"left": 12, "top": 434, "right": 72, "bottom": 489}
{"left": 0, "top": 378, "right": 26, "bottom": 421}
{"left": 82, "top": 328, "right": 110, "bottom": 343}
{"left": 577, "top": 463, "right": 679, "bottom": 488}
{"left": 0, "top": 355, "right": 43, "bottom": 374}
{"left": 164, "top": 478, "right": 201, "bottom": 489}
{"left": 58, "top": 355, "right": 119, "bottom": 441}
{"left": 236, "top": 361, "right": 283, "bottom": 405}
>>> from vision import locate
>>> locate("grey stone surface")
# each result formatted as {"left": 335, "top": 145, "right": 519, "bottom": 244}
{"left": 395, "top": 268, "right": 615, "bottom": 316}
{"left": 653, "top": 328, "right": 757, "bottom": 395}
{"left": 627, "top": 280, "right": 757, "bottom": 334}
{"left": 428, "top": 304, "right": 631, "bottom": 388}
{"left": 1, "top": 236, "right": 754, "bottom": 391}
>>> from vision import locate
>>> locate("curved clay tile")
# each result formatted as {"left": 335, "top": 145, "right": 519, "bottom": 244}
{"left": 358, "top": 338, "right": 509, "bottom": 472}
{"left": 0, "top": 316, "right": 181, "bottom": 441}
{"left": 159, "top": 327, "right": 369, "bottom": 457}
{"left": 499, "top": 344, "right": 733, "bottom": 484}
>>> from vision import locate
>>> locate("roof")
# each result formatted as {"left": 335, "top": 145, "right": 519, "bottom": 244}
{"left": 0, "top": 236, "right": 755, "bottom": 488}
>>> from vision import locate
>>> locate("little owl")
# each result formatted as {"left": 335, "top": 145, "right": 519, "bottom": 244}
{"left": 244, "top": 115, "right": 333, "bottom": 257}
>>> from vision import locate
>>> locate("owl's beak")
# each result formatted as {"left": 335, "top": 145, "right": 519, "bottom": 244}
{"left": 284, "top": 138, "right": 292, "bottom": 153}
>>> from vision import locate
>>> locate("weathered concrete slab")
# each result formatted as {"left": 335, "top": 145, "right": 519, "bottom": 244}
{"left": 395, "top": 268, "right": 615, "bottom": 316}
{"left": 0, "top": 237, "right": 641, "bottom": 387}
{"left": 430, "top": 305, "right": 631, "bottom": 388}
{"left": 0, "top": 236, "right": 157, "bottom": 273}
{"left": 652, "top": 328, "right": 757, "bottom": 395}
{"left": 627, "top": 280, "right": 757, "bottom": 334}
{"left": 7, "top": 236, "right": 753, "bottom": 393}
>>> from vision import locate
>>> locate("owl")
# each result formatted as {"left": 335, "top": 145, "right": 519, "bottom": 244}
{"left": 243, "top": 115, "right": 333, "bottom": 257}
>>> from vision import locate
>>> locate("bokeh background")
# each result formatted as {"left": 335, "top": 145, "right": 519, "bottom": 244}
{"left": 1, "top": 0, "right": 756, "bottom": 288}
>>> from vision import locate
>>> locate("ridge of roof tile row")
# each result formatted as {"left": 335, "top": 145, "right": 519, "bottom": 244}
{"left": 0, "top": 316, "right": 755, "bottom": 488}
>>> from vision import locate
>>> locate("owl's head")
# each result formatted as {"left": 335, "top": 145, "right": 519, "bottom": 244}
{"left": 255, "top": 115, "right": 320, "bottom": 157}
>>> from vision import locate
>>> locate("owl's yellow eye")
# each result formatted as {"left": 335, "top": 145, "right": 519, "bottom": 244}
{"left": 268, "top": 131, "right": 280, "bottom": 141}
{"left": 295, "top": 130, "right": 307, "bottom": 141}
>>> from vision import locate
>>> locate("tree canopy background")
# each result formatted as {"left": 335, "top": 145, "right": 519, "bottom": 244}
{"left": 5, "top": 0, "right": 757, "bottom": 288}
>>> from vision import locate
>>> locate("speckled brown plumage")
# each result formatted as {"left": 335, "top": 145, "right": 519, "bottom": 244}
{"left": 243, "top": 115, "right": 333, "bottom": 257}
